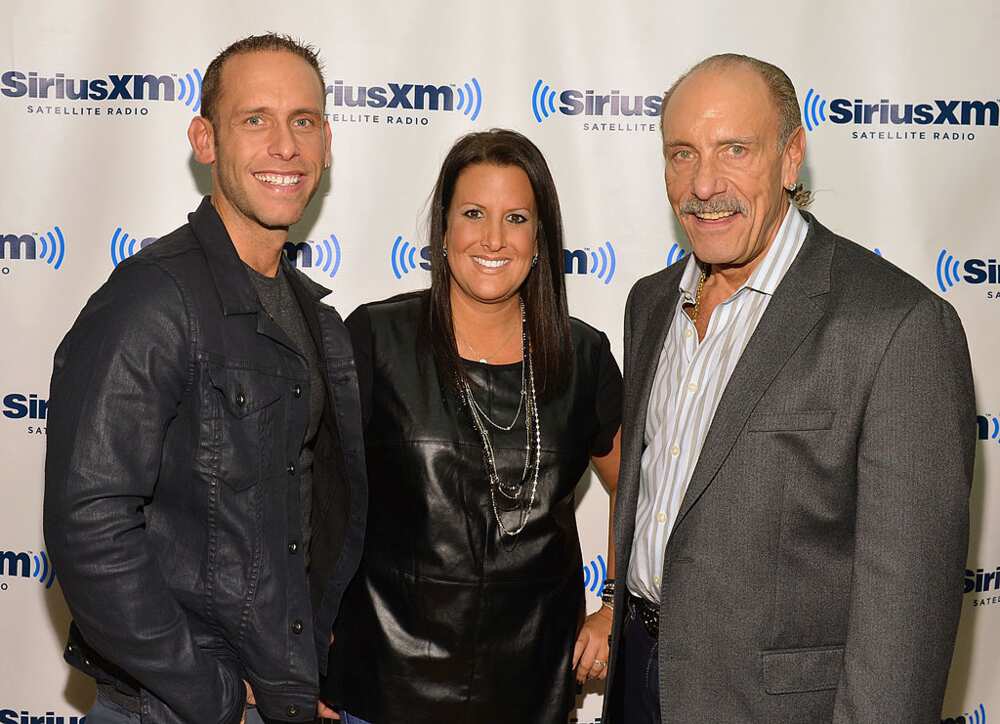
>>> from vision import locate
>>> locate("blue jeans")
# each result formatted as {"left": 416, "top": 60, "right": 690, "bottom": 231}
{"left": 85, "top": 693, "right": 141, "bottom": 724}
{"left": 340, "top": 713, "right": 373, "bottom": 724}
{"left": 246, "top": 706, "right": 372, "bottom": 723}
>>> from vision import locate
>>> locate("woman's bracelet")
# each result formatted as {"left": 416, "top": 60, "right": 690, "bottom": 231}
{"left": 600, "top": 578, "right": 616, "bottom": 608}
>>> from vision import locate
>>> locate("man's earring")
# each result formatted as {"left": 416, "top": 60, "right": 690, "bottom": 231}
{"left": 442, "top": 245, "right": 448, "bottom": 258}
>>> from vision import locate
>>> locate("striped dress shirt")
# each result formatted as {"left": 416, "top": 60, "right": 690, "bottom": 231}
{"left": 626, "top": 205, "right": 808, "bottom": 603}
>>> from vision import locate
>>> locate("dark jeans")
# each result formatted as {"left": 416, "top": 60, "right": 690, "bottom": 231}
{"left": 611, "top": 596, "right": 662, "bottom": 724}
{"left": 85, "top": 693, "right": 140, "bottom": 724}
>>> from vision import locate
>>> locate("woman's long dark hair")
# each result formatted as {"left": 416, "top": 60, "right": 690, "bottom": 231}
{"left": 427, "top": 128, "right": 572, "bottom": 401}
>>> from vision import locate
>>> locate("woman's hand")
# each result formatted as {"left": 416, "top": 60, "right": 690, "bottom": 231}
{"left": 573, "top": 604, "right": 613, "bottom": 684}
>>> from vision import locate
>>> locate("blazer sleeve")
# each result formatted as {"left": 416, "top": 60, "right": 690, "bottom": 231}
{"left": 832, "top": 294, "right": 975, "bottom": 722}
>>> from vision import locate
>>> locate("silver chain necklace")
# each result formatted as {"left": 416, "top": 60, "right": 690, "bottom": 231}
{"left": 459, "top": 301, "right": 541, "bottom": 537}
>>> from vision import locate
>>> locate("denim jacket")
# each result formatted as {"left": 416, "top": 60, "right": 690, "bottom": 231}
{"left": 43, "top": 198, "right": 367, "bottom": 723}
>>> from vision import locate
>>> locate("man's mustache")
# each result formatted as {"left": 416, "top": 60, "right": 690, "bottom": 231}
{"left": 679, "top": 198, "right": 747, "bottom": 215}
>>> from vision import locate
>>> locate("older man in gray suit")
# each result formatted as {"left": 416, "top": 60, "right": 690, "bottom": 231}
{"left": 602, "top": 53, "right": 975, "bottom": 723}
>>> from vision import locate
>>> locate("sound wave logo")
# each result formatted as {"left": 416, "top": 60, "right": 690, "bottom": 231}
{"left": 110, "top": 227, "right": 156, "bottom": 267}
{"left": 176, "top": 67, "right": 203, "bottom": 112}
{"left": 531, "top": 79, "right": 558, "bottom": 123}
{"left": 390, "top": 235, "right": 430, "bottom": 279}
{"left": 941, "top": 703, "right": 987, "bottom": 724}
{"left": 284, "top": 234, "right": 342, "bottom": 279}
{"left": 803, "top": 88, "right": 828, "bottom": 132}
{"left": 589, "top": 241, "right": 617, "bottom": 284}
{"left": 455, "top": 77, "right": 483, "bottom": 121}
{"left": 31, "top": 550, "right": 55, "bottom": 588}
{"left": 666, "top": 242, "right": 688, "bottom": 267}
{"left": 36, "top": 227, "right": 66, "bottom": 270}
{"left": 936, "top": 249, "right": 962, "bottom": 293}
{"left": 582, "top": 554, "right": 607, "bottom": 597}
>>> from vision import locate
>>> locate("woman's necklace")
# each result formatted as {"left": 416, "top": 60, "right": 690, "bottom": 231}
{"left": 459, "top": 299, "right": 541, "bottom": 538}
{"left": 456, "top": 316, "right": 520, "bottom": 364}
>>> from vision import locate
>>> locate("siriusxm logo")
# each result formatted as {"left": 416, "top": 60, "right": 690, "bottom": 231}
{"left": 965, "top": 565, "right": 1000, "bottom": 595}
{"left": 531, "top": 79, "right": 661, "bottom": 123}
{"left": 0, "top": 228, "right": 66, "bottom": 270}
{"left": 0, "top": 549, "right": 55, "bottom": 589}
{"left": 2, "top": 393, "right": 47, "bottom": 421}
{"left": 582, "top": 554, "right": 608, "bottom": 598}
{"left": 327, "top": 78, "right": 482, "bottom": 120}
{"left": 390, "top": 236, "right": 431, "bottom": 279}
{"left": 803, "top": 88, "right": 998, "bottom": 131}
{"left": 284, "top": 235, "right": 342, "bottom": 279}
{"left": 978, "top": 414, "right": 1000, "bottom": 444}
{"left": 0, "top": 711, "right": 85, "bottom": 724}
{"left": 110, "top": 227, "right": 156, "bottom": 267}
{"left": 665, "top": 242, "right": 688, "bottom": 267}
{"left": 935, "top": 249, "right": 1000, "bottom": 294}
{"left": 563, "top": 242, "right": 617, "bottom": 285}
{"left": 942, "top": 703, "right": 988, "bottom": 724}
{"left": 2, "top": 68, "right": 202, "bottom": 112}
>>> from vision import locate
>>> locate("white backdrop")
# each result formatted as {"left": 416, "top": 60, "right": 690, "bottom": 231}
{"left": 2, "top": 2, "right": 998, "bottom": 722}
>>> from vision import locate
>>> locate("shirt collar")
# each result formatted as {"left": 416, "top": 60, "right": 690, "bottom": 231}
{"left": 677, "top": 203, "right": 808, "bottom": 299}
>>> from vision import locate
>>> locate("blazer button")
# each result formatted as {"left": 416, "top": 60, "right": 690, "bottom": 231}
{"left": 288, "top": 541, "right": 299, "bottom": 554}
{"left": 291, "top": 619, "right": 304, "bottom": 635}
{"left": 287, "top": 463, "right": 296, "bottom": 475}
{"left": 286, "top": 704, "right": 299, "bottom": 717}
{"left": 293, "top": 384, "right": 302, "bottom": 398}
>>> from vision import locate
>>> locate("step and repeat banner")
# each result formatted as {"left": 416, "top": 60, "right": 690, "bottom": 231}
{"left": 2, "top": 1, "right": 997, "bottom": 722}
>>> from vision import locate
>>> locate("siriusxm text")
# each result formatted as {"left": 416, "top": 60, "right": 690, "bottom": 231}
{"left": 2, "top": 71, "right": 175, "bottom": 101}
{"left": 829, "top": 98, "right": 998, "bottom": 127}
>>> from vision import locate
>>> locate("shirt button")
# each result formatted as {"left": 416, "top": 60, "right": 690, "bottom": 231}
{"left": 687, "top": 382, "right": 698, "bottom": 392}
{"left": 287, "top": 463, "right": 296, "bottom": 475}
{"left": 656, "top": 512, "right": 667, "bottom": 524}
{"left": 288, "top": 541, "right": 299, "bottom": 554}
{"left": 293, "top": 384, "right": 302, "bottom": 398}
{"left": 286, "top": 705, "right": 299, "bottom": 717}
{"left": 671, "top": 446, "right": 680, "bottom": 457}
{"left": 291, "top": 619, "right": 304, "bottom": 635}
{"left": 684, "top": 328, "right": 693, "bottom": 338}
{"left": 654, "top": 576, "right": 661, "bottom": 587}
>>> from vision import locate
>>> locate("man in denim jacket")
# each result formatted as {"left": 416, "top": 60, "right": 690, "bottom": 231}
{"left": 43, "top": 34, "right": 366, "bottom": 724}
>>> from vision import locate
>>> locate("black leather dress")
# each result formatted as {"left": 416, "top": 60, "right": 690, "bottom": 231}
{"left": 325, "top": 291, "right": 621, "bottom": 723}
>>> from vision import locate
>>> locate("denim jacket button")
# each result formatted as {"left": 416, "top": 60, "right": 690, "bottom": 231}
{"left": 291, "top": 619, "right": 304, "bottom": 634}
{"left": 287, "top": 463, "right": 296, "bottom": 475}
{"left": 286, "top": 704, "right": 299, "bottom": 717}
{"left": 288, "top": 541, "right": 299, "bottom": 554}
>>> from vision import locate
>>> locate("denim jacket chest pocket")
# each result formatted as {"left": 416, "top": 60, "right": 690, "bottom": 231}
{"left": 204, "top": 363, "right": 288, "bottom": 491}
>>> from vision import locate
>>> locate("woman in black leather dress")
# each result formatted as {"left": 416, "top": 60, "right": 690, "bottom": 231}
{"left": 324, "top": 129, "right": 622, "bottom": 723}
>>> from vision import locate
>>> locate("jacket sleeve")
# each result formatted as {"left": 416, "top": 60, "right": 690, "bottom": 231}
{"left": 43, "top": 260, "right": 244, "bottom": 724}
{"left": 832, "top": 294, "right": 974, "bottom": 722}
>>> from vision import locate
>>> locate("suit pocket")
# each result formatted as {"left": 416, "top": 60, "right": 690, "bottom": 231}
{"left": 747, "top": 410, "right": 834, "bottom": 432}
{"left": 761, "top": 645, "right": 843, "bottom": 694}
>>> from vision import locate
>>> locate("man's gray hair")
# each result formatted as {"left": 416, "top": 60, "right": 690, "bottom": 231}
{"left": 661, "top": 53, "right": 812, "bottom": 207}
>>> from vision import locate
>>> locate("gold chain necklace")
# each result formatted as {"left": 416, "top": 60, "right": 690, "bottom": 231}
{"left": 688, "top": 270, "right": 707, "bottom": 324}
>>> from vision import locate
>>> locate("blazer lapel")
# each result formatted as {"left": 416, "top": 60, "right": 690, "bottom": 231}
{"left": 668, "top": 218, "right": 835, "bottom": 536}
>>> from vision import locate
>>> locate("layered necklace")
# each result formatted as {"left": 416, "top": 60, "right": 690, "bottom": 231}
{"left": 458, "top": 299, "right": 541, "bottom": 537}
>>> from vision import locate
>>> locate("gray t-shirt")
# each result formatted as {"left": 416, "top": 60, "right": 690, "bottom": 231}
{"left": 245, "top": 262, "right": 325, "bottom": 565}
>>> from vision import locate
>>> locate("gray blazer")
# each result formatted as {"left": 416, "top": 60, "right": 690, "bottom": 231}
{"left": 603, "top": 214, "right": 975, "bottom": 723}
